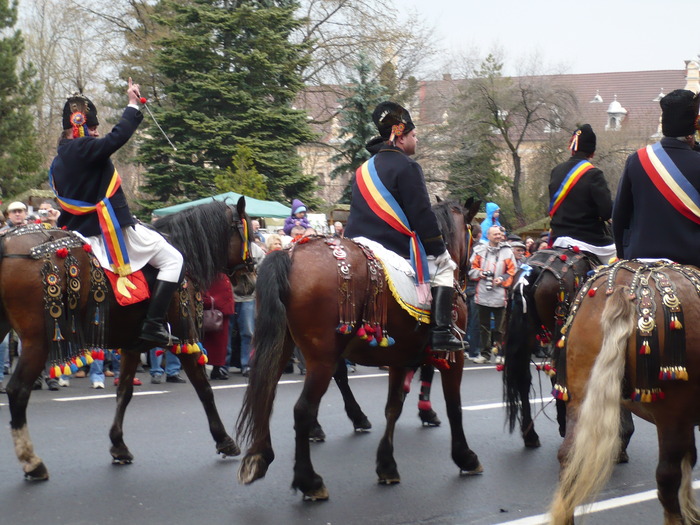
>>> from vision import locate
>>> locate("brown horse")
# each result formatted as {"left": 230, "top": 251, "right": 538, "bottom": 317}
{"left": 0, "top": 198, "right": 250, "bottom": 480}
{"left": 236, "top": 199, "right": 482, "bottom": 500}
{"left": 549, "top": 261, "right": 700, "bottom": 524}
{"left": 503, "top": 248, "right": 600, "bottom": 447}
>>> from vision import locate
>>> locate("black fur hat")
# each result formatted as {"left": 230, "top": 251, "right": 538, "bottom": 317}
{"left": 660, "top": 89, "right": 700, "bottom": 137}
{"left": 569, "top": 124, "right": 596, "bottom": 154}
{"left": 372, "top": 101, "right": 415, "bottom": 140}
{"left": 62, "top": 94, "right": 99, "bottom": 134}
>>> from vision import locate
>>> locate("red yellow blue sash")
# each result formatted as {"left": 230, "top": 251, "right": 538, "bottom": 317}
{"left": 49, "top": 163, "right": 132, "bottom": 276}
{"left": 638, "top": 141, "right": 700, "bottom": 224}
{"left": 549, "top": 160, "right": 594, "bottom": 217}
{"left": 356, "top": 157, "right": 429, "bottom": 288}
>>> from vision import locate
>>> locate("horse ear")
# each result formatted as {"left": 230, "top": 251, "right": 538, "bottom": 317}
{"left": 435, "top": 195, "right": 443, "bottom": 203}
{"left": 237, "top": 196, "right": 246, "bottom": 218}
{"left": 464, "top": 197, "right": 473, "bottom": 209}
{"left": 465, "top": 199, "right": 481, "bottom": 224}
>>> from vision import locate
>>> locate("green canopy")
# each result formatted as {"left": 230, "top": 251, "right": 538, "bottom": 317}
{"left": 152, "top": 192, "right": 291, "bottom": 218}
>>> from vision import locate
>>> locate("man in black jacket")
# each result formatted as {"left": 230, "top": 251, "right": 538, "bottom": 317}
{"left": 50, "top": 79, "right": 183, "bottom": 346}
{"left": 344, "top": 101, "right": 462, "bottom": 351}
{"left": 613, "top": 89, "right": 700, "bottom": 266}
{"left": 548, "top": 124, "right": 615, "bottom": 263}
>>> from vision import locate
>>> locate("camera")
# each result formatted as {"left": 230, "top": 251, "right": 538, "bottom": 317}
{"left": 38, "top": 209, "right": 49, "bottom": 217}
{"left": 482, "top": 270, "right": 494, "bottom": 291}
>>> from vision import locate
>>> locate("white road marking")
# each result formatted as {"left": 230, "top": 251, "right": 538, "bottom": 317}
{"left": 463, "top": 397, "right": 551, "bottom": 411}
{"left": 53, "top": 391, "right": 170, "bottom": 402}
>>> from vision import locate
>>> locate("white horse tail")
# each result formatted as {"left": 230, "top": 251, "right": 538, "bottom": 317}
{"left": 549, "top": 286, "right": 634, "bottom": 524}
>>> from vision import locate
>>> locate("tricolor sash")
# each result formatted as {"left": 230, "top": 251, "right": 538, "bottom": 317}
{"left": 356, "top": 157, "right": 430, "bottom": 299}
{"left": 549, "top": 160, "right": 594, "bottom": 217}
{"left": 638, "top": 142, "right": 700, "bottom": 225}
{"left": 49, "top": 163, "right": 144, "bottom": 304}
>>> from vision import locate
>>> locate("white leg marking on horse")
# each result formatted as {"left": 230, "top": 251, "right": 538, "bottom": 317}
{"left": 12, "top": 426, "right": 43, "bottom": 473}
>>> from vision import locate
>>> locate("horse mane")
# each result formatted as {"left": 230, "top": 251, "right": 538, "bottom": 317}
{"left": 432, "top": 200, "right": 462, "bottom": 242}
{"left": 154, "top": 200, "right": 232, "bottom": 289}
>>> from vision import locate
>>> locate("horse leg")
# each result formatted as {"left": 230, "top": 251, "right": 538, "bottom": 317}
{"left": 417, "top": 364, "right": 441, "bottom": 427}
{"left": 291, "top": 355, "right": 335, "bottom": 501}
{"left": 178, "top": 352, "right": 240, "bottom": 457}
{"left": 656, "top": 420, "right": 695, "bottom": 525}
{"left": 333, "top": 357, "right": 371, "bottom": 432}
{"left": 7, "top": 338, "right": 50, "bottom": 481}
{"left": 376, "top": 367, "right": 407, "bottom": 484}
{"left": 108, "top": 350, "right": 139, "bottom": 464}
{"left": 440, "top": 354, "right": 482, "bottom": 475}
{"left": 617, "top": 407, "right": 635, "bottom": 463}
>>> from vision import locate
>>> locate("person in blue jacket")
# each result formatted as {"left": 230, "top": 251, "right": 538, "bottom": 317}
{"left": 479, "top": 202, "right": 501, "bottom": 242}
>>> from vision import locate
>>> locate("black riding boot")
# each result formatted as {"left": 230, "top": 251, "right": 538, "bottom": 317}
{"left": 429, "top": 286, "right": 464, "bottom": 351}
{"left": 139, "top": 279, "right": 181, "bottom": 346}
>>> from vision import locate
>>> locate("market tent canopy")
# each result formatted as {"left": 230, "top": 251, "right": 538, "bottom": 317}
{"left": 152, "top": 192, "right": 291, "bottom": 218}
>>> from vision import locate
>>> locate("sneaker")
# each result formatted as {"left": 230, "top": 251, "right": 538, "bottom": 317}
{"left": 104, "top": 370, "right": 115, "bottom": 377}
{"left": 472, "top": 355, "right": 490, "bottom": 364}
{"left": 46, "top": 379, "right": 59, "bottom": 391}
{"left": 58, "top": 376, "right": 70, "bottom": 387}
{"left": 241, "top": 367, "right": 250, "bottom": 378}
{"left": 74, "top": 370, "right": 86, "bottom": 378}
{"left": 91, "top": 381, "right": 105, "bottom": 389}
{"left": 0, "top": 384, "right": 6, "bottom": 394}
{"left": 113, "top": 377, "right": 142, "bottom": 386}
{"left": 151, "top": 373, "right": 163, "bottom": 385}
{"left": 166, "top": 374, "right": 186, "bottom": 384}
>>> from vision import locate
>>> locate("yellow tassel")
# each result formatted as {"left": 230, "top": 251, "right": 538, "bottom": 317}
{"left": 84, "top": 353, "right": 94, "bottom": 364}
{"left": 53, "top": 365, "right": 62, "bottom": 378}
{"left": 188, "top": 343, "right": 198, "bottom": 354}
{"left": 200, "top": 354, "right": 208, "bottom": 364}
{"left": 379, "top": 338, "right": 389, "bottom": 347}
{"left": 173, "top": 344, "right": 181, "bottom": 355}
{"left": 556, "top": 337, "right": 566, "bottom": 348}
{"left": 63, "top": 364, "right": 72, "bottom": 375}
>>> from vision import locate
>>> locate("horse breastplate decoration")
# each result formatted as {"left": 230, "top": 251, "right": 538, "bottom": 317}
{"left": 555, "top": 259, "right": 697, "bottom": 403}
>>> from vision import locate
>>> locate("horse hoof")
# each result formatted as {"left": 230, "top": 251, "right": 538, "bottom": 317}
{"left": 112, "top": 457, "right": 133, "bottom": 465}
{"left": 419, "top": 409, "right": 441, "bottom": 427}
{"left": 617, "top": 450, "right": 630, "bottom": 464}
{"left": 460, "top": 463, "right": 484, "bottom": 476}
{"left": 353, "top": 417, "right": 372, "bottom": 432}
{"left": 524, "top": 437, "right": 541, "bottom": 448}
{"left": 302, "top": 485, "right": 329, "bottom": 501}
{"left": 238, "top": 454, "right": 269, "bottom": 485}
{"left": 24, "top": 463, "right": 49, "bottom": 481}
{"left": 309, "top": 423, "right": 326, "bottom": 442}
{"left": 378, "top": 476, "right": 401, "bottom": 485}
{"left": 216, "top": 437, "right": 241, "bottom": 458}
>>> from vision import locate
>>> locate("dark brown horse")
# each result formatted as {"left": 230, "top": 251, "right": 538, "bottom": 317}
{"left": 0, "top": 198, "right": 250, "bottom": 480}
{"left": 549, "top": 261, "right": 700, "bottom": 525}
{"left": 236, "top": 199, "right": 481, "bottom": 501}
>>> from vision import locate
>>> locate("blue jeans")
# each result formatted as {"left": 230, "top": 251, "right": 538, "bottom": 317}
{"left": 0, "top": 334, "right": 8, "bottom": 382}
{"left": 149, "top": 348, "right": 181, "bottom": 377}
{"left": 232, "top": 300, "right": 255, "bottom": 368}
{"left": 89, "top": 350, "right": 118, "bottom": 383}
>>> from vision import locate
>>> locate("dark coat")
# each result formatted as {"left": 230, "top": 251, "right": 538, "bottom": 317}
{"left": 548, "top": 152, "right": 613, "bottom": 246}
{"left": 613, "top": 137, "right": 700, "bottom": 265}
{"left": 52, "top": 106, "right": 143, "bottom": 237}
{"left": 344, "top": 143, "right": 446, "bottom": 258}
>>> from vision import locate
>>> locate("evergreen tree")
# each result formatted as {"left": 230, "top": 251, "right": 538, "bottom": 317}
{"left": 0, "top": 0, "right": 42, "bottom": 200}
{"left": 214, "top": 144, "right": 268, "bottom": 199}
{"left": 136, "top": 0, "right": 316, "bottom": 212}
{"left": 330, "top": 54, "right": 387, "bottom": 203}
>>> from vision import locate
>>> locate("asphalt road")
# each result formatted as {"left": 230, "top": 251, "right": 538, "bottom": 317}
{"left": 0, "top": 362, "right": 686, "bottom": 524}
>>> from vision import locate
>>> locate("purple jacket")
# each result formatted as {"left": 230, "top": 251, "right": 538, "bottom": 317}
{"left": 283, "top": 198, "right": 310, "bottom": 235}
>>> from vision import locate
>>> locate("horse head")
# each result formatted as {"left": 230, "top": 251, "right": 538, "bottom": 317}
{"left": 226, "top": 196, "right": 256, "bottom": 282}
{"left": 433, "top": 197, "right": 481, "bottom": 287}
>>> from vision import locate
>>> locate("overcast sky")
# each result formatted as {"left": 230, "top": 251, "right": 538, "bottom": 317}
{"left": 402, "top": 0, "right": 699, "bottom": 75}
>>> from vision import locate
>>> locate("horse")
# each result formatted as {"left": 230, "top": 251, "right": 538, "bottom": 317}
{"left": 236, "top": 199, "right": 481, "bottom": 500}
{"left": 0, "top": 198, "right": 251, "bottom": 480}
{"left": 549, "top": 260, "right": 700, "bottom": 525}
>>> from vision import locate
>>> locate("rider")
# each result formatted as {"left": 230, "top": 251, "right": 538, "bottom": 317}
{"left": 548, "top": 124, "right": 615, "bottom": 263}
{"left": 50, "top": 79, "right": 184, "bottom": 347}
{"left": 613, "top": 89, "right": 700, "bottom": 265}
{"left": 344, "top": 101, "right": 462, "bottom": 351}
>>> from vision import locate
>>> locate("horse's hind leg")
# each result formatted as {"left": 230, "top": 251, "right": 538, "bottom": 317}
{"left": 109, "top": 350, "right": 140, "bottom": 464}
{"left": 333, "top": 357, "right": 371, "bottom": 432}
{"left": 7, "top": 337, "right": 50, "bottom": 480}
{"left": 178, "top": 352, "right": 240, "bottom": 457}
{"left": 376, "top": 367, "right": 408, "bottom": 484}
{"left": 440, "top": 354, "right": 482, "bottom": 475}
{"left": 291, "top": 353, "right": 335, "bottom": 501}
{"left": 417, "top": 364, "right": 441, "bottom": 427}
{"left": 656, "top": 419, "right": 695, "bottom": 525}
{"left": 617, "top": 407, "right": 635, "bottom": 463}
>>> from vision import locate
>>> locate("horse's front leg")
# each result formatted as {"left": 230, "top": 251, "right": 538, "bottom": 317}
{"left": 291, "top": 353, "right": 335, "bottom": 501}
{"left": 8, "top": 338, "right": 50, "bottom": 481}
{"left": 333, "top": 357, "right": 371, "bottom": 432}
{"left": 109, "top": 350, "right": 139, "bottom": 464}
{"left": 376, "top": 366, "right": 407, "bottom": 484}
{"left": 440, "top": 353, "right": 482, "bottom": 474}
{"left": 178, "top": 352, "right": 240, "bottom": 457}
{"left": 656, "top": 418, "right": 696, "bottom": 525}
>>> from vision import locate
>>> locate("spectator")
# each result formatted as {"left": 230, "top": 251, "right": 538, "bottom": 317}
{"left": 2, "top": 201, "right": 28, "bottom": 231}
{"left": 479, "top": 202, "right": 501, "bottom": 242}
{"left": 38, "top": 200, "right": 61, "bottom": 228}
{"left": 333, "top": 221, "right": 344, "bottom": 238}
{"left": 149, "top": 347, "right": 186, "bottom": 384}
{"left": 265, "top": 234, "right": 283, "bottom": 251}
{"left": 203, "top": 273, "right": 236, "bottom": 380}
{"left": 510, "top": 241, "right": 528, "bottom": 268}
{"left": 283, "top": 199, "right": 311, "bottom": 236}
{"left": 251, "top": 219, "right": 265, "bottom": 243}
{"left": 469, "top": 225, "right": 517, "bottom": 364}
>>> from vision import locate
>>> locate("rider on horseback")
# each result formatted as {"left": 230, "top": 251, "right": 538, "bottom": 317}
{"left": 548, "top": 124, "right": 616, "bottom": 264}
{"left": 344, "top": 101, "right": 463, "bottom": 351}
{"left": 49, "top": 79, "right": 183, "bottom": 347}
{"left": 613, "top": 89, "right": 700, "bottom": 265}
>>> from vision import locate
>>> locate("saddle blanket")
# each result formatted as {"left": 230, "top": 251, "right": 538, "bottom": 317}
{"left": 352, "top": 237, "right": 431, "bottom": 324}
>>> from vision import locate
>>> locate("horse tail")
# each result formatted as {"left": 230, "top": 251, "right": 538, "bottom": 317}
{"left": 549, "top": 286, "right": 634, "bottom": 524}
{"left": 680, "top": 452, "right": 700, "bottom": 522}
{"left": 236, "top": 250, "right": 292, "bottom": 447}
{"left": 503, "top": 272, "right": 535, "bottom": 433}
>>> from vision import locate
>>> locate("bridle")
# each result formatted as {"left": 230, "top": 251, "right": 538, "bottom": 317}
{"left": 226, "top": 205, "right": 255, "bottom": 278}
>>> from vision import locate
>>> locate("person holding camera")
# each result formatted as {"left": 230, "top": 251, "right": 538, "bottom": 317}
{"left": 469, "top": 225, "right": 517, "bottom": 364}
{"left": 38, "top": 200, "right": 61, "bottom": 228}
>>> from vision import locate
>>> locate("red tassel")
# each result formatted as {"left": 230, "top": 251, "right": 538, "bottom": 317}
{"left": 496, "top": 364, "right": 504, "bottom": 372}
{"left": 56, "top": 247, "right": 69, "bottom": 258}
{"left": 588, "top": 288, "right": 596, "bottom": 297}
{"left": 155, "top": 349, "right": 164, "bottom": 357}
{"left": 82, "top": 243, "right": 92, "bottom": 252}
{"left": 571, "top": 246, "right": 580, "bottom": 253}
{"left": 559, "top": 254, "right": 568, "bottom": 261}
